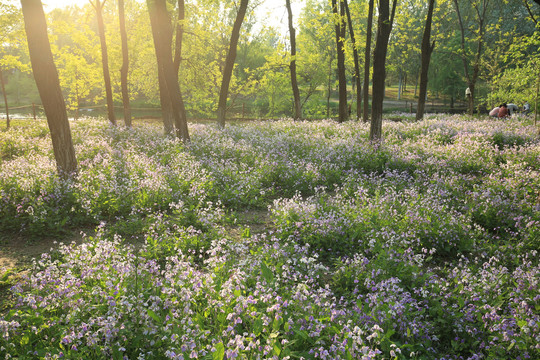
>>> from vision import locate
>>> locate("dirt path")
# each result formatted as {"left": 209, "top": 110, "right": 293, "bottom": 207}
{"left": 0, "top": 209, "right": 272, "bottom": 272}
{"left": 0, "top": 230, "right": 90, "bottom": 272}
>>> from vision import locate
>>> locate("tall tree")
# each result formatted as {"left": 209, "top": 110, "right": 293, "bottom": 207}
{"left": 90, "top": 0, "right": 116, "bottom": 125}
{"left": 416, "top": 0, "right": 436, "bottom": 120}
{"left": 332, "top": 0, "right": 348, "bottom": 122}
{"left": 0, "top": 68, "right": 9, "bottom": 130}
{"left": 118, "top": 0, "right": 132, "bottom": 127}
{"left": 0, "top": 2, "right": 23, "bottom": 130}
{"left": 147, "top": 0, "right": 189, "bottom": 141}
{"left": 370, "top": 0, "right": 397, "bottom": 140}
{"left": 217, "top": 0, "right": 249, "bottom": 127}
{"left": 286, "top": 0, "right": 302, "bottom": 120}
{"left": 362, "top": 0, "right": 374, "bottom": 122}
{"left": 344, "top": 0, "right": 362, "bottom": 120}
{"left": 20, "top": 0, "right": 77, "bottom": 177}
{"left": 173, "top": 0, "right": 185, "bottom": 74}
{"left": 453, "top": 0, "right": 490, "bottom": 115}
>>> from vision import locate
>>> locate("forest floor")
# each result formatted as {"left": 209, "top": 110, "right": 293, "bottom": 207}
{"left": 0, "top": 209, "right": 272, "bottom": 276}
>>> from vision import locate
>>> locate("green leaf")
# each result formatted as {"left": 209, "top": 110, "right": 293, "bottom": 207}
{"left": 21, "top": 334, "right": 29, "bottom": 346}
{"left": 147, "top": 309, "right": 161, "bottom": 323}
{"left": 213, "top": 342, "right": 225, "bottom": 360}
{"left": 253, "top": 318, "right": 263, "bottom": 336}
{"left": 261, "top": 262, "right": 274, "bottom": 284}
{"left": 273, "top": 343, "right": 281, "bottom": 356}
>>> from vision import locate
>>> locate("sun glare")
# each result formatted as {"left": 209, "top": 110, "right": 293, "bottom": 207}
{"left": 43, "top": 0, "right": 89, "bottom": 9}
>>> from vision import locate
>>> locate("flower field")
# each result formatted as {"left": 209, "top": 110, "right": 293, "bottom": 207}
{"left": 0, "top": 115, "right": 539, "bottom": 359}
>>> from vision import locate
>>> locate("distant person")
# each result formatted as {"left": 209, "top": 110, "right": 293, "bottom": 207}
{"left": 522, "top": 101, "right": 531, "bottom": 115}
{"left": 489, "top": 106, "right": 500, "bottom": 117}
{"left": 507, "top": 103, "right": 519, "bottom": 115}
{"left": 498, "top": 103, "right": 509, "bottom": 118}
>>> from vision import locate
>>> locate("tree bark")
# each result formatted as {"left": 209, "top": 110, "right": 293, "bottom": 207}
{"left": 332, "top": 0, "right": 348, "bottom": 122}
{"left": 0, "top": 68, "right": 9, "bottom": 129}
{"left": 535, "top": 71, "right": 539, "bottom": 126}
{"left": 362, "top": 0, "right": 374, "bottom": 122}
{"left": 147, "top": 0, "right": 173, "bottom": 134}
{"left": 21, "top": 0, "right": 77, "bottom": 177}
{"left": 147, "top": 0, "right": 189, "bottom": 141}
{"left": 91, "top": 0, "right": 116, "bottom": 125}
{"left": 174, "top": 0, "right": 185, "bottom": 74}
{"left": 118, "top": 0, "right": 131, "bottom": 127}
{"left": 217, "top": 0, "right": 248, "bottom": 127}
{"left": 416, "top": 0, "right": 436, "bottom": 121}
{"left": 370, "top": 0, "right": 397, "bottom": 140}
{"left": 327, "top": 58, "right": 332, "bottom": 118}
{"left": 344, "top": 0, "right": 361, "bottom": 120}
{"left": 286, "top": 0, "right": 302, "bottom": 120}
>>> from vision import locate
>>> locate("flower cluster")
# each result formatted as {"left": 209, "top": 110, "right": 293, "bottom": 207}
{"left": 0, "top": 115, "right": 539, "bottom": 359}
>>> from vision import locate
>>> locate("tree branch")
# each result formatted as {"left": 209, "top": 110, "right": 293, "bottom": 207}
{"left": 524, "top": 0, "right": 538, "bottom": 24}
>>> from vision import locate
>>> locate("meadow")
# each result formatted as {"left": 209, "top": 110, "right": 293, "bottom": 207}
{"left": 0, "top": 115, "right": 539, "bottom": 359}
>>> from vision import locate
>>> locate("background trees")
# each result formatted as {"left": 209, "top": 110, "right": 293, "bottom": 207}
{"left": 3, "top": 0, "right": 538, "bottom": 126}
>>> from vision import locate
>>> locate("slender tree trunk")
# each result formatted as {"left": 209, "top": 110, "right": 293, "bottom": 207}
{"left": 217, "top": 0, "right": 248, "bottom": 127}
{"left": 21, "top": 0, "right": 77, "bottom": 177}
{"left": 147, "top": 0, "right": 189, "bottom": 141}
{"left": 91, "top": 0, "right": 116, "bottom": 125}
{"left": 370, "top": 0, "right": 397, "bottom": 140}
{"left": 416, "top": 0, "right": 436, "bottom": 121}
{"left": 414, "top": 69, "right": 419, "bottom": 97}
{"left": 535, "top": 72, "right": 539, "bottom": 126}
{"left": 332, "top": 0, "right": 348, "bottom": 122}
{"left": 0, "top": 68, "right": 9, "bottom": 129}
{"left": 362, "top": 0, "right": 374, "bottom": 122}
{"left": 398, "top": 72, "right": 402, "bottom": 100}
{"left": 286, "top": 0, "right": 302, "bottom": 120}
{"left": 174, "top": 0, "right": 184, "bottom": 74}
{"left": 118, "top": 0, "right": 131, "bottom": 127}
{"left": 327, "top": 58, "right": 332, "bottom": 118}
{"left": 344, "top": 0, "right": 361, "bottom": 120}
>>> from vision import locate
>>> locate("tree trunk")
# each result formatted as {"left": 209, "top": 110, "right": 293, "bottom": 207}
{"left": 414, "top": 69, "right": 419, "bottom": 97}
{"left": 147, "top": 0, "right": 189, "bottom": 141}
{"left": 344, "top": 0, "right": 361, "bottom": 120}
{"left": 148, "top": 0, "right": 174, "bottom": 134}
{"left": 0, "top": 68, "right": 9, "bottom": 129}
{"left": 327, "top": 58, "right": 332, "bottom": 118}
{"left": 91, "top": 0, "right": 116, "bottom": 125}
{"left": 286, "top": 0, "right": 302, "bottom": 120}
{"left": 370, "top": 0, "right": 397, "bottom": 140}
{"left": 217, "top": 0, "right": 248, "bottom": 127}
{"left": 158, "top": 71, "right": 175, "bottom": 135}
{"left": 362, "top": 0, "right": 374, "bottom": 122}
{"left": 416, "top": 0, "right": 436, "bottom": 121}
{"left": 118, "top": 0, "right": 131, "bottom": 127}
{"left": 174, "top": 0, "right": 185, "bottom": 74}
{"left": 21, "top": 0, "right": 77, "bottom": 177}
{"left": 398, "top": 72, "right": 402, "bottom": 100}
{"left": 535, "top": 71, "right": 539, "bottom": 126}
{"left": 332, "top": 0, "right": 348, "bottom": 123}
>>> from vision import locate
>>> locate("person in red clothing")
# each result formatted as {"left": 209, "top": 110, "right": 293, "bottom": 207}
{"left": 498, "top": 103, "right": 509, "bottom": 118}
